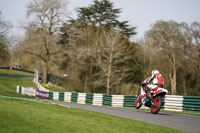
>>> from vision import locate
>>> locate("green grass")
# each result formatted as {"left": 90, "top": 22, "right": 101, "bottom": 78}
{"left": 0, "top": 98, "right": 184, "bottom": 133}
{"left": 42, "top": 83, "right": 66, "bottom": 92}
{"left": 0, "top": 76, "right": 35, "bottom": 97}
{"left": 0, "top": 69, "right": 34, "bottom": 77}
{"left": 48, "top": 86, "right": 66, "bottom": 92}
{"left": 0, "top": 69, "right": 35, "bottom": 97}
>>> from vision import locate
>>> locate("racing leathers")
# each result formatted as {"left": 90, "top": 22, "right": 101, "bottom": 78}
{"left": 143, "top": 73, "right": 164, "bottom": 100}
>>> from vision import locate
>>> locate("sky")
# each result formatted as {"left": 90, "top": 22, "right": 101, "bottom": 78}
{"left": 0, "top": 0, "right": 200, "bottom": 40}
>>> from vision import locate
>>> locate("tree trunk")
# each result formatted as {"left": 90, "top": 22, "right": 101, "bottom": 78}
{"left": 43, "top": 61, "right": 48, "bottom": 83}
{"left": 106, "top": 63, "right": 111, "bottom": 94}
{"left": 172, "top": 66, "right": 176, "bottom": 95}
{"left": 169, "top": 50, "right": 177, "bottom": 95}
{"left": 106, "top": 40, "right": 114, "bottom": 95}
{"left": 183, "top": 78, "right": 187, "bottom": 96}
{"left": 84, "top": 74, "right": 88, "bottom": 93}
{"left": 170, "top": 59, "right": 176, "bottom": 95}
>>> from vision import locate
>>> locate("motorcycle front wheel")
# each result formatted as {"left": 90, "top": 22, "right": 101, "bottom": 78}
{"left": 151, "top": 96, "right": 162, "bottom": 114}
{"left": 135, "top": 94, "right": 142, "bottom": 109}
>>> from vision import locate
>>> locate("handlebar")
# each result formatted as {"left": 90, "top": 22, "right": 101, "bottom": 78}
{"left": 141, "top": 82, "right": 148, "bottom": 86}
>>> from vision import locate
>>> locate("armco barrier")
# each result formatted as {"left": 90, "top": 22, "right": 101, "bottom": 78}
{"left": 16, "top": 85, "right": 200, "bottom": 113}
{"left": 16, "top": 86, "right": 36, "bottom": 97}
{"left": 64, "top": 92, "right": 72, "bottom": 102}
{"left": 77, "top": 93, "right": 86, "bottom": 104}
{"left": 93, "top": 93, "right": 103, "bottom": 106}
{"left": 49, "top": 92, "right": 53, "bottom": 99}
{"left": 163, "top": 95, "right": 183, "bottom": 112}
{"left": 112, "top": 95, "right": 124, "bottom": 107}
{"left": 53, "top": 92, "right": 59, "bottom": 100}
{"left": 183, "top": 96, "right": 200, "bottom": 112}
{"left": 59, "top": 92, "right": 64, "bottom": 101}
{"left": 71, "top": 93, "right": 78, "bottom": 102}
{"left": 34, "top": 78, "right": 49, "bottom": 92}
{"left": 123, "top": 96, "right": 136, "bottom": 107}
{"left": 103, "top": 94, "right": 112, "bottom": 106}
{"left": 36, "top": 90, "right": 49, "bottom": 99}
{"left": 86, "top": 93, "right": 93, "bottom": 104}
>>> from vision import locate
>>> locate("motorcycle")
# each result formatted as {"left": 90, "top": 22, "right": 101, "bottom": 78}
{"left": 135, "top": 82, "right": 168, "bottom": 114}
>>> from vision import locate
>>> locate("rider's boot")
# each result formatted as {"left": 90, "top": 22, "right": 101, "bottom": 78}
{"left": 146, "top": 88, "right": 151, "bottom": 101}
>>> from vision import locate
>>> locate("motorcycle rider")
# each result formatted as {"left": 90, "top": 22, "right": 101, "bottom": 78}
{"left": 142, "top": 70, "right": 164, "bottom": 101}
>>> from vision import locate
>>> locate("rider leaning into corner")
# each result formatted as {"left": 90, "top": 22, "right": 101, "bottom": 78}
{"left": 142, "top": 70, "right": 164, "bottom": 102}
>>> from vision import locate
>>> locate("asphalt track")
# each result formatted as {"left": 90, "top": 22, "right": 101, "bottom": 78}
{"left": 50, "top": 101, "right": 200, "bottom": 133}
{"left": 0, "top": 74, "right": 33, "bottom": 79}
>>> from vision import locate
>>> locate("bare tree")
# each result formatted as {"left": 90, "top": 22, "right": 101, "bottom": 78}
{"left": 188, "top": 22, "right": 200, "bottom": 95}
{"left": 0, "top": 11, "right": 12, "bottom": 35}
{"left": 24, "top": 0, "right": 68, "bottom": 83}
{"left": 190, "top": 22, "right": 200, "bottom": 69}
{"left": 136, "top": 39, "right": 154, "bottom": 79}
{"left": 144, "top": 20, "right": 191, "bottom": 95}
{"left": 0, "top": 11, "right": 12, "bottom": 65}
{"left": 94, "top": 29, "right": 134, "bottom": 94}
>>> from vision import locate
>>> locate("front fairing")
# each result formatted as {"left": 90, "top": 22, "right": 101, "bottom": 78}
{"left": 152, "top": 88, "right": 168, "bottom": 97}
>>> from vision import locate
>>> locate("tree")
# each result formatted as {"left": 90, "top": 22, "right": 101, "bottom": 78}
{"left": 25, "top": 0, "right": 68, "bottom": 83}
{"left": 0, "top": 11, "right": 11, "bottom": 35}
{"left": 186, "top": 22, "right": 200, "bottom": 95}
{"left": 94, "top": 29, "right": 135, "bottom": 94}
{"left": 0, "top": 11, "right": 12, "bottom": 65}
{"left": 59, "top": 23, "right": 102, "bottom": 93}
{"left": 59, "top": 22, "right": 139, "bottom": 94}
{"left": 12, "top": 25, "right": 44, "bottom": 71}
{"left": 73, "top": 0, "right": 136, "bottom": 38}
{"left": 57, "top": 0, "right": 139, "bottom": 94}
{"left": 144, "top": 20, "right": 192, "bottom": 95}
{"left": 0, "top": 34, "right": 10, "bottom": 65}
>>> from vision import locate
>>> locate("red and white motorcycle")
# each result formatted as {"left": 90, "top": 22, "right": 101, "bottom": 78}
{"left": 135, "top": 82, "right": 168, "bottom": 114}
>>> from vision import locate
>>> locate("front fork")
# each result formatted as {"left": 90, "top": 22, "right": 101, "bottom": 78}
{"left": 145, "top": 90, "right": 155, "bottom": 106}
{"left": 141, "top": 85, "right": 156, "bottom": 107}
{"left": 140, "top": 87, "right": 146, "bottom": 104}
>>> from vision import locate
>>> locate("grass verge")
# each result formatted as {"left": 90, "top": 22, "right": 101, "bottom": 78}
{"left": 42, "top": 83, "right": 66, "bottom": 92}
{"left": 0, "top": 77, "right": 35, "bottom": 97}
{"left": 0, "top": 98, "right": 184, "bottom": 133}
{"left": 0, "top": 69, "right": 33, "bottom": 77}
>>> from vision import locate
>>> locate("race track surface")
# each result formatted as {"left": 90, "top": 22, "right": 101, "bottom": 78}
{"left": 0, "top": 74, "right": 33, "bottom": 79}
{"left": 50, "top": 101, "right": 200, "bottom": 133}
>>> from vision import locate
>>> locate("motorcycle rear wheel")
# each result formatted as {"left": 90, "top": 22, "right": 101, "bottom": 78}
{"left": 151, "top": 96, "right": 162, "bottom": 114}
{"left": 135, "top": 94, "right": 142, "bottom": 109}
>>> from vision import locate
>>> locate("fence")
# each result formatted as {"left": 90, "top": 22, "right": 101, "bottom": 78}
{"left": 16, "top": 85, "right": 200, "bottom": 113}
{"left": 33, "top": 68, "right": 67, "bottom": 83}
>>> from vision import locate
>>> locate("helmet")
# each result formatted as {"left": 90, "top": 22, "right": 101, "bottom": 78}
{"left": 152, "top": 70, "right": 159, "bottom": 75}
